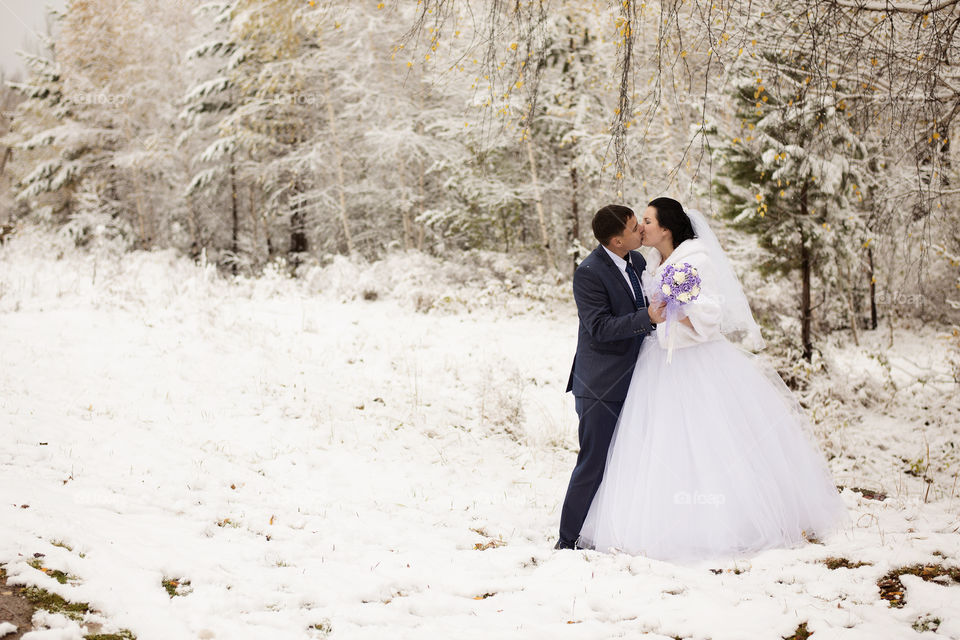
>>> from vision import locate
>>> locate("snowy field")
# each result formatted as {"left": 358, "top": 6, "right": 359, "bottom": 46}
{"left": 1, "top": 230, "right": 959, "bottom": 640}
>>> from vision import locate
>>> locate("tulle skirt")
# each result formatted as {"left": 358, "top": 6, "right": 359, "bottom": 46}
{"left": 578, "top": 336, "right": 849, "bottom": 563}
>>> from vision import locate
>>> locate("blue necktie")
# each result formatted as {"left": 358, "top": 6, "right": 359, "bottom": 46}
{"left": 624, "top": 259, "right": 646, "bottom": 309}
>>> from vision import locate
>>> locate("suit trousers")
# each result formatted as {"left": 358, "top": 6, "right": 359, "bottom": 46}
{"left": 558, "top": 396, "right": 624, "bottom": 547}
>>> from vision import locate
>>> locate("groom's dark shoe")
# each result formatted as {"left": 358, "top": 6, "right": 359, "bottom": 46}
{"left": 554, "top": 538, "right": 577, "bottom": 550}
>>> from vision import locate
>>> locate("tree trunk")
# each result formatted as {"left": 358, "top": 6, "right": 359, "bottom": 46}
{"left": 322, "top": 70, "right": 354, "bottom": 254}
{"left": 290, "top": 173, "right": 308, "bottom": 263}
{"left": 525, "top": 138, "right": 556, "bottom": 272}
{"left": 564, "top": 34, "right": 581, "bottom": 277}
{"left": 248, "top": 181, "right": 259, "bottom": 262}
{"left": 842, "top": 258, "right": 860, "bottom": 345}
{"left": 417, "top": 153, "right": 426, "bottom": 251}
{"left": 120, "top": 97, "right": 150, "bottom": 248}
{"left": 848, "top": 288, "right": 860, "bottom": 347}
{"left": 398, "top": 156, "right": 414, "bottom": 250}
{"left": 258, "top": 176, "right": 273, "bottom": 259}
{"left": 416, "top": 91, "right": 427, "bottom": 251}
{"left": 800, "top": 184, "right": 813, "bottom": 360}
{"left": 800, "top": 238, "right": 813, "bottom": 360}
{"left": 867, "top": 246, "right": 878, "bottom": 330}
{"left": 569, "top": 164, "right": 580, "bottom": 276}
{"left": 0, "top": 147, "right": 11, "bottom": 178}
{"left": 230, "top": 161, "right": 239, "bottom": 273}
{"left": 185, "top": 195, "right": 200, "bottom": 258}
{"left": 401, "top": 208, "right": 414, "bottom": 250}
{"left": 133, "top": 167, "right": 148, "bottom": 248}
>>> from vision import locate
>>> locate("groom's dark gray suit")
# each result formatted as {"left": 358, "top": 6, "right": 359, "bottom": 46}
{"left": 559, "top": 244, "right": 655, "bottom": 548}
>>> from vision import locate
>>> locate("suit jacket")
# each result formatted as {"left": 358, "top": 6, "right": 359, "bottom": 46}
{"left": 566, "top": 244, "right": 654, "bottom": 401}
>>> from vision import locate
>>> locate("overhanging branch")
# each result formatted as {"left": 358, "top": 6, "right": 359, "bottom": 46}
{"left": 829, "top": 0, "right": 960, "bottom": 15}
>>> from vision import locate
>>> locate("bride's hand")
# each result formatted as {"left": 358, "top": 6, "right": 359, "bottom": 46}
{"left": 648, "top": 301, "right": 667, "bottom": 324}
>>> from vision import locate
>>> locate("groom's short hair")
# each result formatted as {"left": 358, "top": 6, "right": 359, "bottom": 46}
{"left": 592, "top": 204, "right": 635, "bottom": 246}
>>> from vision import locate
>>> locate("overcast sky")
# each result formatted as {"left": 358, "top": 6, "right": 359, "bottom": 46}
{"left": 0, "top": 0, "right": 67, "bottom": 78}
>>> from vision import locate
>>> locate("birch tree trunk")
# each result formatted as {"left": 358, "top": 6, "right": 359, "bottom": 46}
{"left": 397, "top": 155, "right": 414, "bottom": 250}
{"left": 867, "top": 247, "right": 878, "bottom": 330}
{"left": 525, "top": 138, "right": 556, "bottom": 272}
{"left": 322, "top": 69, "right": 354, "bottom": 254}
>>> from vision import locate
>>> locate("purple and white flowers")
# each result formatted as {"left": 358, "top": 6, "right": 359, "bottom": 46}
{"left": 659, "top": 262, "right": 701, "bottom": 305}
{"left": 658, "top": 262, "right": 701, "bottom": 363}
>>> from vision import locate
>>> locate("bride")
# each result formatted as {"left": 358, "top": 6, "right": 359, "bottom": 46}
{"left": 577, "top": 197, "right": 849, "bottom": 562}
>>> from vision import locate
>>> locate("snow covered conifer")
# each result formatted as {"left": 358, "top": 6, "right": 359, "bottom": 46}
{"left": 713, "top": 50, "right": 870, "bottom": 360}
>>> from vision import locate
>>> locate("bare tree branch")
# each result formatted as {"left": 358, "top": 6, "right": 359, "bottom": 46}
{"left": 829, "top": 0, "right": 960, "bottom": 15}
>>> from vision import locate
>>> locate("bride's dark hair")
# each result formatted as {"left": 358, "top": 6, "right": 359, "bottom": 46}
{"left": 648, "top": 197, "right": 696, "bottom": 249}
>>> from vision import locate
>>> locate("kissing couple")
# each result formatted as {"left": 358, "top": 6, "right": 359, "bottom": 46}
{"left": 556, "top": 198, "right": 848, "bottom": 562}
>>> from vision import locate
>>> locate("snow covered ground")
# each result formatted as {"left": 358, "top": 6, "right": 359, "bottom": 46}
{"left": 1, "top": 230, "right": 959, "bottom": 639}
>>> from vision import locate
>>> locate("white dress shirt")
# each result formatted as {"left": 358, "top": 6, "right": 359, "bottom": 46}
{"left": 603, "top": 245, "right": 641, "bottom": 302}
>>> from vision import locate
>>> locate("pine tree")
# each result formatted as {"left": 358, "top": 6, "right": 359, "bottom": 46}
{"left": 181, "top": 1, "right": 247, "bottom": 263}
{"left": 9, "top": 1, "right": 194, "bottom": 248}
{"left": 6, "top": 46, "right": 90, "bottom": 222}
{"left": 713, "top": 50, "right": 870, "bottom": 360}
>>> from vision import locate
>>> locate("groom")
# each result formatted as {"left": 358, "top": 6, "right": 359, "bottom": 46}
{"left": 556, "top": 204, "right": 665, "bottom": 550}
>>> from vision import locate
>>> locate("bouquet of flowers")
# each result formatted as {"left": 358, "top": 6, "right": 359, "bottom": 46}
{"left": 658, "top": 262, "right": 701, "bottom": 362}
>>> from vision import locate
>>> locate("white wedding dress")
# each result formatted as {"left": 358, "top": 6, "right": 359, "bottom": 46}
{"left": 578, "top": 237, "right": 849, "bottom": 563}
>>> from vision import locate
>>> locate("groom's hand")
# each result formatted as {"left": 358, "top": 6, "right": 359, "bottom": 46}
{"left": 648, "top": 301, "right": 667, "bottom": 324}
